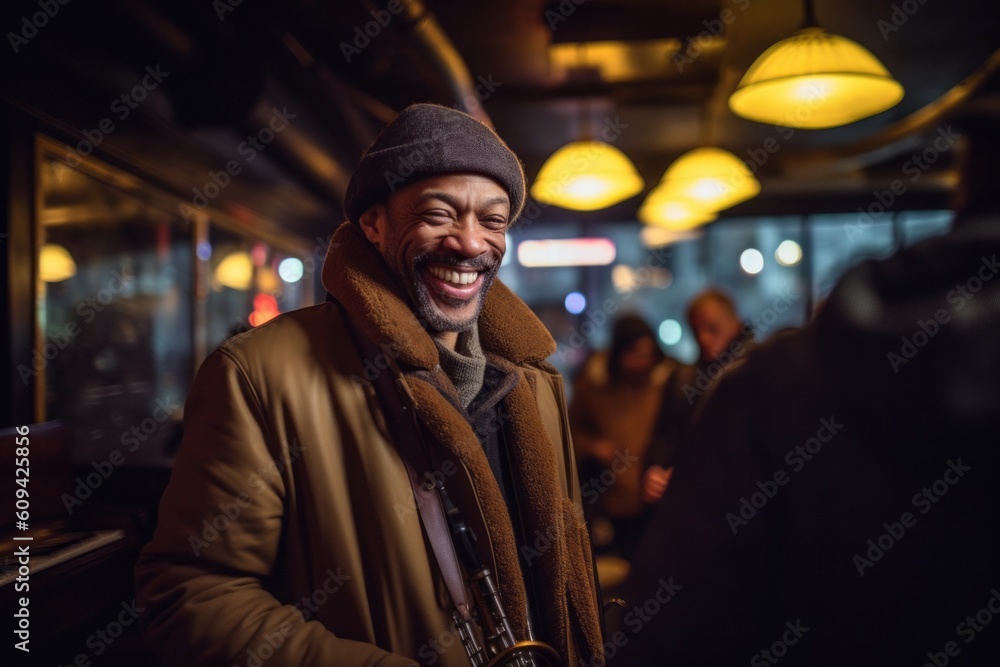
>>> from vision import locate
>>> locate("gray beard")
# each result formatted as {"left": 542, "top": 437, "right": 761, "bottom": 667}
{"left": 408, "top": 259, "right": 500, "bottom": 333}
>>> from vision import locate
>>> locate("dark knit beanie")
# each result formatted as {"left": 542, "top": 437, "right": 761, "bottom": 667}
{"left": 344, "top": 103, "right": 527, "bottom": 224}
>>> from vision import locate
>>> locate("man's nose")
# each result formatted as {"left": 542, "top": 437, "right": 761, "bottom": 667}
{"left": 441, "top": 218, "right": 488, "bottom": 257}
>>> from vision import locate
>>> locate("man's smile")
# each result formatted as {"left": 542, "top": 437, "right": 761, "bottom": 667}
{"left": 423, "top": 263, "right": 486, "bottom": 301}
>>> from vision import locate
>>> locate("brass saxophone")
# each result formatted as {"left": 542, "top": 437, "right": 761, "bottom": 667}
{"left": 436, "top": 480, "right": 563, "bottom": 667}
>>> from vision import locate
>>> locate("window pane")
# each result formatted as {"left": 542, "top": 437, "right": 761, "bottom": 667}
{"left": 38, "top": 156, "right": 191, "bottom": 467}
{"left": 481, "top": 209, "right": 951, "bottom": 376}
{"left": 902, "top": 210, "right": 953, "bottom": 245}
{"left": 811, "top": 213, "right": 895, "bottom": 301}
{"left": 204, "top": 227, "right": 314, "bottom": 352}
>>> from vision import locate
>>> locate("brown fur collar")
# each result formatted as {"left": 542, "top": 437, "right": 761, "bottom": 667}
{"left": 321, "top": 221, "right": 602, "bottom": 664}
{"left": 321, "top": 221, "right": 556, "bottom": 370}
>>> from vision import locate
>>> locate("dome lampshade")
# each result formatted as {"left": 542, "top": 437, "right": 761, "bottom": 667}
{"left": 655, "top": 147, "right": 761, "bottom": 213}
{"left": 531, "top": 140, "right": 644, "bottom": 211}
{"left": 39, "top": 243, "right": 77, "bottom": 282}
{"left": 638, "top": 196, "right": 717, "bottom": 231}
{"left": 729, "top": 27, "right": 904, "bottom": 129}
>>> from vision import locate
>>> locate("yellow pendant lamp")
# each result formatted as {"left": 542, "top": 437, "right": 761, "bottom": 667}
{"left": 638, "top": 196, "right": 717, "bottom": 231}
{"left": 638, "top": 145, "right": 760, "bottom": 228}
{"left": 638, "top": 143, "right": 760, "bottom": 229}
{"left": 650, "top": 147, "right": 761, "bottom": 214}
{"left": 39, "top": 243, "right": 77, "bottom": 282}
{"left": 531, "top": 139, "right": 644, "bottom": 211}
{"left": 729, "top": 1, "right": 903, "bottom": 128}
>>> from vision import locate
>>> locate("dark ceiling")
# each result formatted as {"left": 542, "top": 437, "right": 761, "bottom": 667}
{"left": 5, "top": 0, "right": 1000, "bottom": 236}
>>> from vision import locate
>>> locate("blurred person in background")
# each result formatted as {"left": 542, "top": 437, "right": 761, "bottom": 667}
{"left": 611, "top": 106, "right": 1000, "bottom": 666}
{"left": 569, "top": 314, "right": 678, "bottom": 559}
{"left": 641, "top": 289, "right": 751, "bottom": 504}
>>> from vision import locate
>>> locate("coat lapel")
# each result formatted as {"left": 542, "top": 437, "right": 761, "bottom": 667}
{"left": 321, "top": 222, "right": 556, "bottom": 369}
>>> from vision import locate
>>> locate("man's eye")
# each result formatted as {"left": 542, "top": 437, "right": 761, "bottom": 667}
{"left": 423, "top": 210, "right": 452, "bottom": 220}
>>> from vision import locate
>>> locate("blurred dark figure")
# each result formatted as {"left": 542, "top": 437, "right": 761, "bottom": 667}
{"left": 641, "top": 289, "right": 751, "bottom": 504}
{"left": 569, "top": 315, "right": 678, "bottom": 558}
{"left": 689, "top": 289, "right": 746, "bottom": 366}
{"left": 611, "top": 110, "right": 1000, "bottom": 665}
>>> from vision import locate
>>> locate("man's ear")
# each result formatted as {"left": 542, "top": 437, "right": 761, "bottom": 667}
{"left": 357, "top": 205, "right": 385, "bottom": 246}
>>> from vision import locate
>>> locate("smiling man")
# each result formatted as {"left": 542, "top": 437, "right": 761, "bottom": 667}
{"left": 136, "top": 104, "right": 603, "bottom": 667}
{"left": 358, "top": 172, "right": 508, "bottom": 348}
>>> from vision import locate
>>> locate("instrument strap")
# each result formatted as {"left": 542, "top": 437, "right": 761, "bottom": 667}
{"left": 337, "top": 299, "right": 474, "bottom": 621}
{"left": 395, "top": 403, "right": 475, "bottom": 621}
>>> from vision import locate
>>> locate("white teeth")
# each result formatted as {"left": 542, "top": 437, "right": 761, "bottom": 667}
{"left": 429, "top": 266, "right": 478, "bottom": 286}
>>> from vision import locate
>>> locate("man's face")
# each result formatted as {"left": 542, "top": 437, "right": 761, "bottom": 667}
{"left": 689, "top": 299, "right": 742, "bottom": 364}
{"left": 359, "top": 173, "right": 510, "bottom": 332}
